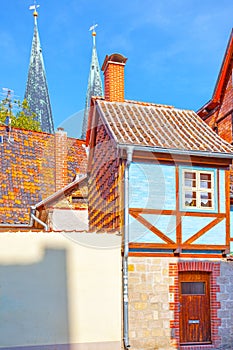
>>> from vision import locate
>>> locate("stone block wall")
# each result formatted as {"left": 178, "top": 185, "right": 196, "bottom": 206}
{"left": 217, "top": 260, "right": 233, "bottom": 348}
{"left": 128, "top": 257, "right": 175, "bottom": 350}
{"left": 128, "top": 257, "right": 233, "bottom": 350}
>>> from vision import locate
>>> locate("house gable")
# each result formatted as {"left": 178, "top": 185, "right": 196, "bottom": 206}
{"left": 87, "top": 53, "right": 233, "bottom": 257}
{"left": 198, "top": 29, "right": 233, "bottom": 143}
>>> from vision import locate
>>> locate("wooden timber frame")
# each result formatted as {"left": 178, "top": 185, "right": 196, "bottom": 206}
{"left": 124, "top": 150, "right": 232, "bottom": 258}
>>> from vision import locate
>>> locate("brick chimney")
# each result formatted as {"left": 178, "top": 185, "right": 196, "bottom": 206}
{"left": 55, "top": 127, "right": 68, "bottom": 191}
{"left": 101, "top": 53, "right": 127, "bottom": 102}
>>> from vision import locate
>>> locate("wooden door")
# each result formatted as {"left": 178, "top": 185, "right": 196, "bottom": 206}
{"left": 179, "top": 271, "right": 211, "bottom": 345}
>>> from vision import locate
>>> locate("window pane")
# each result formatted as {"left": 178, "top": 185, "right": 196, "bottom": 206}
{"left": 200, "top": 192, "right": 212, "bottom": 207}
{"left": 200, "top": 173, "right": 212, "bottom": 189}
{"left": 200, "top": 173, "right": 211, "bottom": 181}
{"left": 184, "top": 171, "right": 196, "bottom": 188}
{"left": 200, "top": 181, "right": 211, "bottom": 189}
{"left": 185, "top": 179, "right": 196, "bottom": 187}
{"left": 181, "top": 282, "right": 205, "bottom": 295}
{"left": 185, "top": 172, "right": 196, "bottom": 180}
{"left": 185, "top": 191, "right": 196, "bottom": 207}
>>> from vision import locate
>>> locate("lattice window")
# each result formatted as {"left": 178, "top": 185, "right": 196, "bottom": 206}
{"left": 182, "top": 169, "right": 215, "bottom": 210}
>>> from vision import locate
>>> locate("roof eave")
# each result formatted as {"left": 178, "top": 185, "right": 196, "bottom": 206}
{"left": 117, "top": 144, "right": 233, "bottom": 160}
{"left": 34, "top": 174, "right": 87, "bottom": 210}
{"left": 212, "top": 28, "right": 233, "bottom": 103}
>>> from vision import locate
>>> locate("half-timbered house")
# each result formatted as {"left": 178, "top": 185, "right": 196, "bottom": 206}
{"left": 87, "top": 53, "right": 233, "bottom": 349}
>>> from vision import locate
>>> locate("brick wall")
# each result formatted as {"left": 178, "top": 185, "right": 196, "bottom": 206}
{"left": 204, "top": 112, "right": 218, "bottom": 130}
{"left": 200, "top": 64, "right": 233, "bottom": 144}
{"left": 218, "top": 114, "right": 233, "bottom": 144}
{"left": 218, "top": 70, "right": 233, "bottom": 121}
{"left": 103, "top": 62, "right": 125, "bottom": 102}
{"left": 217, "top": 68, "right": 233, "bottom": 143}
{"left": 55, "top": 129, "right": 68, "bottom": 191}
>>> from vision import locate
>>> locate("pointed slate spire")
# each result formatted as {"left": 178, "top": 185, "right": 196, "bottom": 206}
{"left": 25, "top": 4, "right": 54, "bottom": 134}
{"left": 81, "top": 25, "right": 103, "bottom": 139}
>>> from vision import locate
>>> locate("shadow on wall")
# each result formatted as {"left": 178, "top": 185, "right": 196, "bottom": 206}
{"left": 0, "top": 248, "right": 70, "bottom": 349}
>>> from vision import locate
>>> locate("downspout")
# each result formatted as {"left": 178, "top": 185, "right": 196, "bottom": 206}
{"left": 123, "top": 146, "right": 134, "bottom": 349}
{"left": 30, "top": 206, "right": 48, "bottom": 231}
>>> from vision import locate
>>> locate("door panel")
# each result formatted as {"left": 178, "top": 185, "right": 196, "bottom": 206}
{"left": 179, "top": 271, "right": 211, "bottom": 344}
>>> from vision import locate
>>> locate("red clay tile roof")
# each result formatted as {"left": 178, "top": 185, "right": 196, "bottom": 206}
{"left": 0, "top": 126, "right": 87, "bottom": 224}
{"left": 67, "top": 138, "right": 87, "bottom": 181}
{"left": 96, "top": 100, "right": 233, "bottom": 155}
{"left": 35, "top": 174, "right": 87, "bottom": 210}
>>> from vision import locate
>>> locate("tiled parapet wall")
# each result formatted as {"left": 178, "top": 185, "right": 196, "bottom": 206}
{"left": 128, "top": 257, "right": 176, "bottom": 350}
{"left": 88, "top": 118, "right": 123, "bottom": 232}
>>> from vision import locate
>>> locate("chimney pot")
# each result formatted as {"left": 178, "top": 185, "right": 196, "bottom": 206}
{"left": 57, "top": 127, "right": 65, "bottom": 132}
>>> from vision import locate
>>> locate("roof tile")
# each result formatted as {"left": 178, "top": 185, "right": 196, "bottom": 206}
{"left": 97, "top": 100, "right": 233, "bottom": 154}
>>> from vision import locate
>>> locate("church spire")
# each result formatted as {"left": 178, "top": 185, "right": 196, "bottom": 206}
{"left": 25, "top": 3, "right": 54, "bottom": 134}
{"left": 81, "top": 25, "right": 103, "bottom": 140}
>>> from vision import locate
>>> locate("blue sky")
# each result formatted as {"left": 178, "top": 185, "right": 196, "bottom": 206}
{"left": 0, "top": 0, "right": 232, "bottom": 138}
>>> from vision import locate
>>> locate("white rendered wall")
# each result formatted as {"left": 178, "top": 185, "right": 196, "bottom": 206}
{"left": 0, "top": 232, "right": 121, "bottom": 349}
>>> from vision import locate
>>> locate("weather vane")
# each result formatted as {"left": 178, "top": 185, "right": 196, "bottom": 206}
{"left": 89, "top": 24, "right": 98, "bottom": 45}
{"left": 89, "top": 24, "right": 98, "bottom": 33}
{"left": 29, "top": 0, "right": 40, "bottom": 19}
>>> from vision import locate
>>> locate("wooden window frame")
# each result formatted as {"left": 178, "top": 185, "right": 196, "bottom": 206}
{"left": 181, "top": 168, "right": 216, "bottom": 212}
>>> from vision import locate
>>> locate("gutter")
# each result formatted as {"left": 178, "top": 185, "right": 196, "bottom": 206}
{"left": 118, "top": 144, "right": 233, "bottom": 159}
{"left": 123, "top": 146, "right": 134, "bottom": 349}
{"left": 34, "top": 174, "right": 87, "bottom": 210}
{"left": 0, "top": 206, "right": 48, "bottom": 231}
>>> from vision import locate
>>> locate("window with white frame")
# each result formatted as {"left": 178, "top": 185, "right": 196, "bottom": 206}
{"left": 182, "top": 169, "right": 215, "bottom": 210}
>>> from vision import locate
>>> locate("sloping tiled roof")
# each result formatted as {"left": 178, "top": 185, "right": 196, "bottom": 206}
{"left": 35, "top": 175, "right": 87, "bottom": 210}
{"left": 0, "top": 126, "right": 87, "bottom": 224}
{"left": 32, "top": 175, "right": 88, "bottom": 231}
{"left": 96, "top": 100, "right": 233, "bottom": 155}
{"left": 67, "top": 139, "right": 87, "bottom": 181}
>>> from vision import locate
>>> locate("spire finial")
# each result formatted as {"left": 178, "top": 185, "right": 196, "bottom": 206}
{"left": 89, "top": 24, "right": 98, "bottom": 46}
{"left": 29, "top": 1, "right": 40, "bottom": 23}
